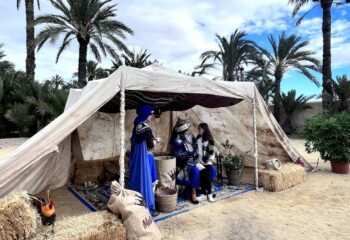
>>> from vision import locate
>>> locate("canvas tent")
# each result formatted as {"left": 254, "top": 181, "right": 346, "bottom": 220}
{"left": 0, "top": 64, "right": 244, "bottom": 197}
{"left": 0, "top": 64, "right": 310, "bottom": 198}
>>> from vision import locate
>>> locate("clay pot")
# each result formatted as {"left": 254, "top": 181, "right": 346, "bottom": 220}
{"left": 331, "top": 161, "right": 349, "bottom": 174}
{"left": 227, "top": 169, "right": 242, "bottom": 186}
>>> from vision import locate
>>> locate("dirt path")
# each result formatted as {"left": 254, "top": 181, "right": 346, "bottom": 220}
{"left": 158, "top": 139, "right": 350, "bottom": 240}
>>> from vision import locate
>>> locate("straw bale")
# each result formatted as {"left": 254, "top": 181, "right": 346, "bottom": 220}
{"left": 258, "top": 163, "right": 305, "bottom": 192}
{"left": 73, "top": 159, "right": 125, "bottom": 185}
{"left": 33, "top": 211, "right": 126, "bottom": 240}
{"left": 0, "top": 191, "right": 40, "bottom": 240}
{"left": 73, "top": 160, "right": 105, "bottom": 185}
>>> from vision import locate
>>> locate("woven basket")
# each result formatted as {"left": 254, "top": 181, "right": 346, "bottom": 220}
{"left": 156, "top": 187, "right": 177, "bottom": 213}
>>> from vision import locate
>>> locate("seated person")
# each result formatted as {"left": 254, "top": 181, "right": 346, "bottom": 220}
{"left": 170, "top": 118, "right": 200, "bottom": 204}
{"left": 196, "top": 123, "right": 217, "bottom": 202}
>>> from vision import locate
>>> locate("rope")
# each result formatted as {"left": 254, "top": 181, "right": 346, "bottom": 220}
{"left": 119, "top": 80, "right": 126, "bottom": 188}
{"left": 253, "top": 89, "right": 263, "bottom": 192}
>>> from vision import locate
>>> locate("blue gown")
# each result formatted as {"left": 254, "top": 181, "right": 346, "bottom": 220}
{"left": 128, "top": 123, "right": 157, "bottom": 214}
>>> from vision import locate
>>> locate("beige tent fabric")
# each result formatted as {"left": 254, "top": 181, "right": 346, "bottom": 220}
{"left": 76, "top": 85, "right": 310, "bottom": 171}
{"left": 74, "top": 66, "right": 310, "bottom": 173}
{"left": 0, "top": 69, "right": 122, "bottom": 197}
{"left": 0, "top": 65, "right": 244, "bottom": 197}
{"left": 77, "top": 111, "right": 172, "bottom": 160}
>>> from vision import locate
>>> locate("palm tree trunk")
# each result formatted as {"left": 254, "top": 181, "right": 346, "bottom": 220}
{"left": 25, "top": 0, "right": 35, "bottom": 81}
{"left": 273, "top": 77, "right": 282, "bottom": 124}
{"left": 321, "top": 0, "right": 334, "bottom": 114}
{"left": 78, "top": 38, "right": 88, "bottom": 85}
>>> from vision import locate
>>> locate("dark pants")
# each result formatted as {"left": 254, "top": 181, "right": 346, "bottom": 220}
{"left": 200, "top": 165, "right": 213, "bottom": 195}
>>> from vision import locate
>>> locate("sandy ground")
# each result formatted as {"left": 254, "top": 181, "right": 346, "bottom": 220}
{"left": 1, "top": 138, "right": 350, "bottom": 239}
{"left": 159, "top": 139, "right": 350, "bottom": 240}
{"left": 36, "top": 187, "right": 90, "bottom": 219}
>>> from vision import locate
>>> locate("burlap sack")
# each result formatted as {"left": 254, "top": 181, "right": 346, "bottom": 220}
{"left": 108, "top": 181, "right": 162, "bottom": 240}
{"left": 155, "top": 156, "right": 176, "bottom": 189}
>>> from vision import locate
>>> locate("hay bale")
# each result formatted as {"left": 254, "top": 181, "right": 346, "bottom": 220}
{"left": 33, "top": 211, "right": 126, "bottom": 240}
{"left": 258, "top": 163, "right": 305, "bottom": 192}
{"left": 73, "top": 159, "right": 127, "bottom": 185}
{"left": 73, "top": 160, "right": 105, "bottom": 185}
{"left": 0, "top": 191, "right": 40, "bottom": 240}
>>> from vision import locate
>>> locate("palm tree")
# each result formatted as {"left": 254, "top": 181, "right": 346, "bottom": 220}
{"left": 16, "top": 0, "right": 40, "bottom": 81}
{"left": 289, "top": 0, "right": 350, "bottom": 114}
{"left": 34, "top": 0, "right": 134, "bottom": 85}
{"left": 333, "top": 75, "right": 350, "bottom": 112}
{"left": 257, "top": 33, "right": 320, "bottom": 123}
{"left": 1, "top": 67, "right": 35, "bottom": 136}
{"left": 0, "top": 44, "right": 5, "bottom": 60}
{"left": 86, "top": 61, "right": 109, "bottom": 80}
{"left": 196, "top": 30, "right": 257, "bottom": 81}
{"left": 0, "top": 60, "right": 17, "bottom": 137}
{"left": 246, "top": 53, "right": 274, "bottom": 103}
{"left": 281, "top": 89, "right": 315, "bottom": 134}
{"left": 5, "top": 103, "right": 35, "bottom": 136}
{"left": 256, "top": 79, "right": 275, "bottom": 104}
{"left": 73, "top": 60, "right": 109, "bottom": 81}
{"left": 111, "top": 49, "right": 153, "bottom": 71}
{"left": 25, "top": 81, "right": 68, "bottom": 129}
{"left": 13, "top": 79, "right": 68, "bottom": 131}
{"left": 191, "top": 63, "right": 213, "bottom": 77}
{"left": 48, "top": 74, "right": 65, "bottom": 89}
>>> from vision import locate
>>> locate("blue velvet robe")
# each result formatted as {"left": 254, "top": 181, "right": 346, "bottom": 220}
{"left": 128, "top": 123, "right": 157, "bottom": 213}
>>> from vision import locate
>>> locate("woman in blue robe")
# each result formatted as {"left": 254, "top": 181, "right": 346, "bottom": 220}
{"left": 170, "top": 118, "right": 200, "bottom": 204}
{"left": 128, "top": 104, "right": 160, "bottom": 216}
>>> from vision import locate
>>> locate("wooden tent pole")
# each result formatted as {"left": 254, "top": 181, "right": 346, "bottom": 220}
{"left": 253, "top": 88, "right": 263, "bottom": 192}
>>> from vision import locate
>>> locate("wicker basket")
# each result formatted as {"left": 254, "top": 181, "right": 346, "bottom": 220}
{"left": 156, "top": 187, "right": 177, "bottom": 213}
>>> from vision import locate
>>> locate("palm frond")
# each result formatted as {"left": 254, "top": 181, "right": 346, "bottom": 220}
{"left": 35, "top": 0, "right": 134, "bottom": 77}
{"left": 289, "top": 0, "right": 312, "bottom": 17}
{"left": 0, "top": 43, "right": 5, "bottom": 60}
{"left": 281, "top": 89, "right": 315, "bottom": 116}
{"left": 197, "top": 29, "right": 257, "bottom": 81}
{"left": 333, "top": 75, "right": 350, "bottom": 112}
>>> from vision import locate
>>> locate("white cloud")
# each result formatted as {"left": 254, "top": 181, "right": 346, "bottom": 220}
{"left": 116, "top": 0, "right": 297, "bottom": 73}
{"left": 0, "top": 0, "right": 349, "bottom": 80}
{"left": 295, "top": 17, "right": 350, "bottom": 69}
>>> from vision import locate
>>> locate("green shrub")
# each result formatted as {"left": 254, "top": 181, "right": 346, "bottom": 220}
{"left": 221, "top": 139, "right": 246, "bottom": 171}
{"left": 223, "top": 153, "right": 245, "bottom": 171}
{"left": 302, "top": 113, "right": 350, "bottom": 162}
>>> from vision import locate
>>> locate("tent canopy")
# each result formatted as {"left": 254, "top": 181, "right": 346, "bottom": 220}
{"left": 94, "top": 64, "right": 244, "bottom": 113}
{"left": 0, "top": 64, "right": 246, "bottom": 197}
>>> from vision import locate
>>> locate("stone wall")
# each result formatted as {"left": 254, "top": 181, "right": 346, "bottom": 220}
{"left": 290, "top": 101, "right": 322, "bottom": 134}
{"left": 269, "top": 100, "right": 350, "bottom": 134}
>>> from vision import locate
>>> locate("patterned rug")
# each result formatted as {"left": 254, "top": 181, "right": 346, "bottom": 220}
{"left": 68, "top": 182, "right": 255, "bottom": 222}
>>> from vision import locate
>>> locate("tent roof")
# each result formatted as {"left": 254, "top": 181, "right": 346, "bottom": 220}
{"left": 74, "top": 64, "right": 245, "bottom": 113}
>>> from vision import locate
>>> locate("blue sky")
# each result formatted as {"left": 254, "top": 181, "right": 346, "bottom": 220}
{"left": 0, "top": 0, "right": 349, "bottom": 97}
